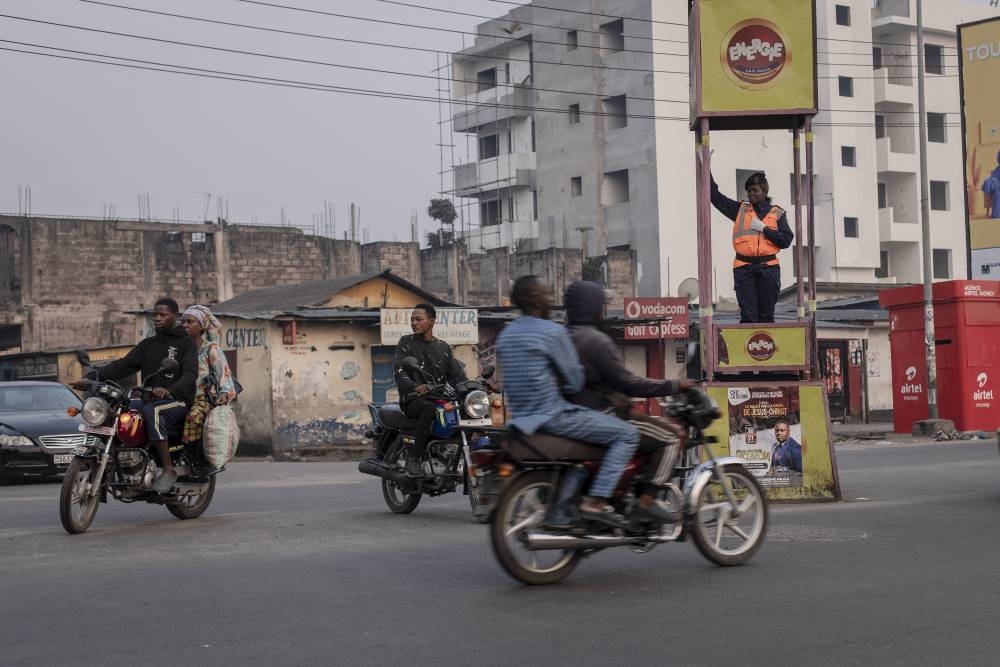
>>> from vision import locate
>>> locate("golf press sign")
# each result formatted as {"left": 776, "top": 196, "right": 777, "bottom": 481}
{"left": 623, "top": 298, "right": 689, "bottom": 340}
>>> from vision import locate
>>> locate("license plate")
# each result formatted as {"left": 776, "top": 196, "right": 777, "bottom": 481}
{"left": 53, "top": 454, "right": 74, "bottom": 465}
{"left": 80, "top": 424, "right": 114, "bottom": 436}
{"left": 459, "top": 418, "right": 492, "bottom": 427}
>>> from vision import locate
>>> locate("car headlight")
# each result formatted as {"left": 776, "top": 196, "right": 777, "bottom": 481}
{"left": 81, "top": 397, "right": 110, "bottom": 426}
{"left": 463, "top": 390, "right": 490, "bottom": 419}
{"left": 0, "top": 433, "right": 33, "bottom": 447}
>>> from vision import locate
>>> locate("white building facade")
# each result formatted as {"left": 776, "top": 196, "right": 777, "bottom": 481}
{"left": 450, "top": 0, "right": 998, "bottom": 300}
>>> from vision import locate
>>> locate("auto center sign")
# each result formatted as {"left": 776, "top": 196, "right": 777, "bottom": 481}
{"left": 623, "top": 298, "right": 689, "bottom": 340}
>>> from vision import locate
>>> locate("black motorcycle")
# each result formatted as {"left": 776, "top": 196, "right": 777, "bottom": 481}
{"left": 358, "top": 357, "right": 499, "bottom": 522}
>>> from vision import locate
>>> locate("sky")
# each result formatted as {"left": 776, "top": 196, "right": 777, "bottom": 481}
{"left": 0, "top": 0, "right": 495, "bottom": 243}
{"left": 1, "top": 1, "right": 995, "bottom": 244}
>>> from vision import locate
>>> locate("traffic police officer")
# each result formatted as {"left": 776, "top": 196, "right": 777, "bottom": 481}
{"left": 710, "top": 170, "right": 794, "bottom": 323}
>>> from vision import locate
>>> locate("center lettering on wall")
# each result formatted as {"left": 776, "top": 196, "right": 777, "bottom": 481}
{"left": 380, "top": 308, "right": 479, "bottom": 345}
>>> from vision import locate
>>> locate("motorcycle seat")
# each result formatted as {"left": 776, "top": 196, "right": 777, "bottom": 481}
{"left": 502, "top": 432, "right": 607, "bottom": 462}
{"left": 379, "top": 404, "right": 418, "bottom": 431}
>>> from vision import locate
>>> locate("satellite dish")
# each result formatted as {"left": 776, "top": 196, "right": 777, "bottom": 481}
{"left": 677, "top": 277, "right": 700, "bottom": 304}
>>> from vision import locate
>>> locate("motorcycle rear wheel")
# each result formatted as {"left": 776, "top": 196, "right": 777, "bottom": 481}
{"left": 490, "top": 471, "right": 581, "bottom": 585}
{"left": 166, "top": 475, "right": 216, "bottom": 520}
{"left": 59, "top": 457, "right": 102, "bottom": 535}
{"left": 381, "top": 440, "right": 422, "bottom": 514}
{"left": 689, "top": 463, "right": 768, "bottom": 566}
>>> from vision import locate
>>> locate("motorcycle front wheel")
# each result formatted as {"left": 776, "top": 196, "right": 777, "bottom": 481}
{"left": 688, "top": 463, "right": 768, "bottom": 566}
{"left": 464, "top": 465, "right": 491, "bottom": 524}
{"left": 59, "top": 457, "right": 102, "bottom": 534}
{"left": 166, "top": 475, "right": 216, "bottom": 520}
{"left": 381, "top": 440, "right": 422, "bottom": 514}
{"left": 490, "top": 471, "right": 581, "bottom": 585}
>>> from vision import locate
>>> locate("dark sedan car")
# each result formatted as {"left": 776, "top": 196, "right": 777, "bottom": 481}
{"left": 0, "top": 381, "right": 97, "bottom": 482}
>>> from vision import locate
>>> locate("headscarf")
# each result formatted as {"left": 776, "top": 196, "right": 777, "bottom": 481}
{"left": 182, "top": 304, "right": 222, "bottom": 343}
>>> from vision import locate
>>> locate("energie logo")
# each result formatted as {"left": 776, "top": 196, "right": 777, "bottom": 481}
{"left": 721, "top": 19, "right": 789, "bottom": 89}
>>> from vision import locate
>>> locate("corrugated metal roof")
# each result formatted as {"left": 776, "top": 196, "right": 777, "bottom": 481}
{"left": 212, "top": 270, "right": 457, "bottom": 318}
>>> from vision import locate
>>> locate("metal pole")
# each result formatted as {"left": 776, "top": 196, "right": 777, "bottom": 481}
{"left": 805, "top": 116, "right": 817, "bottom": 380}
{"left": 697, "top": 119, "right": 715, "bottom": 381}
{"left": 916, "top": 0, "right": 939, "bottom": 420}
{"left": 793, "top": 122, "right": 804, "bottom": 321}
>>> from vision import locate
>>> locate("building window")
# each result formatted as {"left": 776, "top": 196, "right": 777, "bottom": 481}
{"left": 841, "top": 146, "right": 857, "bottom": 167}
{"left": 571, "top": 176, "right": 583, "bottom": 197}
{"left": 602, "top": 95, "right": 627, "bottom": 130}
{"left": 566, "top": 30, "right": 578, "bottom": 50}
{"left": 477, "top": 67, "right": 496, "bottom": 92}
{"left": 843, "top": 217, "right": 859, "bottom": 238}
{"left": 568, "top": 103, "right": 581, "bottom": 124}
{"left": 480, "top": 199, "right": 501, "bottom": 226}
{"left": 478, "top": 134, "right": 499, "bottom": 160}
{"left": 933, "top": 248, "right": 951, "bottom": 279}
{"left": 835, "top": 4, "right": 851, "bottom": 26}
{"left": 530, "top": 119, "right": 536, "bottom": 151}
{"left": 927, "top": 112, "right": 947, "bottom": 143}
{"left": 875, "top": 250, "right": 889, "bottom": 278}
{"left": 878, "top": 182, "right": 887, "bottom": 209}
{"left": 872, "top": 46, "right": 883, "bottom": 70}
{"left": 532, "top": 190, "right": 538, "bottom": 220}
{"left": 838, "top": 76, "right": 854, "bottom": 97}
{"left": 599, "top": 18, "right": 625, "bottom": 55}
{"left": 930, "top": 181, "right": 949, "bottom": 211}
{"left": 875, "top": 114, "right": 886, "bottom": 139}
{"left": 924, "top": 44, "right": 943, "bottom": 75}
{"left": 602, "top": 169, "right": 630, "bottom": 204}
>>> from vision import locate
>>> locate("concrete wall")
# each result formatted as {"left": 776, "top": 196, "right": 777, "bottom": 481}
{"left": 361, "top": 242, "right": 421, "bottom": 285}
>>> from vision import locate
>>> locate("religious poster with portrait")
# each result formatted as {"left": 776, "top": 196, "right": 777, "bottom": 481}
{"left": 724, "top": 385, "right": 804, "bottom": 489}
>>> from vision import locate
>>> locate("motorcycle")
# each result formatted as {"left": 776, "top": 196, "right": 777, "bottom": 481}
{"left": 358, "top": 356, "right": 501, "bottom": 522}
{"left": 476, "top": 387, "right": 768, "bottom": 585}
{"left": 58, "top": 351, "right": 217, "bottom": 534}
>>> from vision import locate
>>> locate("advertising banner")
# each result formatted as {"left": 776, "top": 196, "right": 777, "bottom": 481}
{"left": 959, "top": 17, "right": 1000, "bottom": 278}
{"left": 706, "top": 382, "right": 839, "bottom": 501}
{"left": 623, "top": 298, "right": 689, "bottom": 340}
{"left": 692, "top": 0, "right": 816, "bottom": 120}
{"left": 379, "top": 308, "right": 479, "bottom": 346}
{"left": 715, "top": 324, "right": 808, "bottom": 370}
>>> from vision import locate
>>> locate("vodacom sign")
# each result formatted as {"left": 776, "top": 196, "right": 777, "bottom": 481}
{"left": 623, "top": 298, "right": 689, "bottom": 340}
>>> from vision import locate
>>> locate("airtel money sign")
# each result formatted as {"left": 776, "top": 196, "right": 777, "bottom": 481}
{"left": 623, "top": 298, "right": 689, "bottom": 340}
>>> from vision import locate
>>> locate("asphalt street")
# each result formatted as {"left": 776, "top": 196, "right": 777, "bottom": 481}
{"left": 2, "top": 439, "right": 999, "bottom": 667}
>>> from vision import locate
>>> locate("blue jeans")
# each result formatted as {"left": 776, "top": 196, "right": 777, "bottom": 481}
{"left": 541, "top": 409, "right": 640, "bottom": 498}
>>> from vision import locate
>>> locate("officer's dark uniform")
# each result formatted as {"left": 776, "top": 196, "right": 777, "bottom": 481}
{"left": 711, "top": 173, "right": 794, "bottom": 323}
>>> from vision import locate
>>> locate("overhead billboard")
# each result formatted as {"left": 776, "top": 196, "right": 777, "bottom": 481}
{"left": 690, "top": 0, "right": 817, "bottom": 129}
{"left": 959, "top": 17, "right": 1000, "bottom": 279}
{"left": 622, "top": 298, "right": 689, "bottom": 340}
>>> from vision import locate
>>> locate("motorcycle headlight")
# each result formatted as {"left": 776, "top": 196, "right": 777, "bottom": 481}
{"left": 463, "top": 390, "right": 490, "bottom": 419}
{"left": 0, "top": 433, "right": 34, "bottom": 447}
{"left": 81, "top": 397, "right": 110, "bottom": 426}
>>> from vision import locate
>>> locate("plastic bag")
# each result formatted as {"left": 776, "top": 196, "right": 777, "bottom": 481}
{"left": 202, "top": 404, "right": 240, "bottom": 468}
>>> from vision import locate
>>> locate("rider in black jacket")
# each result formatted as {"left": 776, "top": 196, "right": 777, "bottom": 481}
{"left": 73, "top": 298, "right": 197, "bottom": 492}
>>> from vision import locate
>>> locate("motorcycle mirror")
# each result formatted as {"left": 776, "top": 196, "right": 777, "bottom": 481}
{"left": 480, "top": 364, "right": 496, "bottom": 380}
{"left": 401, "top": 356, "right": 422, "bottom": 373}
{"left": 160, "top": 357, "right": 180, "bottom": 375}
{"left": 76, "top": 349, "right": 91, "bottom": 367}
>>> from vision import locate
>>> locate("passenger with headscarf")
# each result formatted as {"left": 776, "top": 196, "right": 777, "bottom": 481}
{"left": 983, "top": 150, "right": 1000, "bottom": 219}
{"left": 180, "top": 305, "right": 237, "bottom": 446}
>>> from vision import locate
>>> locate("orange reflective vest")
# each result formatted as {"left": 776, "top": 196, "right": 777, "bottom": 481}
{"left": 732, "top": 201, "right": 783, "bottom": 268}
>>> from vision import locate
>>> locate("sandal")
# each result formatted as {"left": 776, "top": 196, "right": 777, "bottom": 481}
{"left": 152, "top": 470, "right": 177, "bottom": 494}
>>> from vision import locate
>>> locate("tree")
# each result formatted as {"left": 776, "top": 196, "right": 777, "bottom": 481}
{"left": 427, "top": 198, "right": 457, "bottom": 227}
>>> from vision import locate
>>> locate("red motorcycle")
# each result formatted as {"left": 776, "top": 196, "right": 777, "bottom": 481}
{"left": 59, "top": 352, "right": 216, "bottom": 534}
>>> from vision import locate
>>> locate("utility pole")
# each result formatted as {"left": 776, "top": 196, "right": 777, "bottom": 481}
{"left": 916, "top": 0, "right": 939, "bottom": 421}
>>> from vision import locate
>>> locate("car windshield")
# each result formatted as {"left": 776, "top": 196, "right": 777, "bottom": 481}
{"left": 0, "top": 385, "right": 81, "bottom": 412}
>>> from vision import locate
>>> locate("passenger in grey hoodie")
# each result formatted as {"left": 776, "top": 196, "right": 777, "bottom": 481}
{"left": 564, "top": 280, "right": 695, "bottom": 522}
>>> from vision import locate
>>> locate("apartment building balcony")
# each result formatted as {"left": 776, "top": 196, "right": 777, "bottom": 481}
{"left": 453, "top": 152, "right": 536, "bottom": 198}
{"left": 876, "top": 136, "right": 917, "bottom": 174}
{"left": 873, "top": 68, "right": 914, "bottom": 105}
{"left": 452, "top": 85, "right": 534, "bottom": 133}
{"left": 879, "top": 206, "right": 921, "bottom": 244}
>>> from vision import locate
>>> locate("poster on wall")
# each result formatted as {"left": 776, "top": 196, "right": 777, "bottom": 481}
{"left": 725, "top": 385, "right": 803, "bottom": 489}
{"left": 959, "top": 17, "right": 1000, "bottom": 278}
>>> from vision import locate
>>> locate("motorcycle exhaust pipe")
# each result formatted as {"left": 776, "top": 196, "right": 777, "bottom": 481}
{"left": 522, "top": 531, "right": 638, "bottom": 551}
{"left": 358, "top": 458, "right": 408, "bottom": 483}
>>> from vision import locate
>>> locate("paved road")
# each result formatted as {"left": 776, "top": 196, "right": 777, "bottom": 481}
{"left": 3, "top": 440, "right": 999, "bottom": 666}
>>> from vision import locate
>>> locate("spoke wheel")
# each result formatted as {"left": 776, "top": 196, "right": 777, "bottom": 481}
{"left": 489, "top": 471, "right": 580, "bottom": 585}
{"left": 166, "top": 475, "right": 216, "bottom": 520}
{"left": 59, "top": 457, "right": 102, "bottom": 535}
{"left": 689, "top": 463, "right": 768, "bottom": 566}
{"left": 381, "top": 440, "right": 421, "bottom": 514}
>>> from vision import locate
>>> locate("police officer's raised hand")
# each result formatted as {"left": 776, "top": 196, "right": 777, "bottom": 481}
{"left": 749, "top": 220, "right": 766, "bottom": 232}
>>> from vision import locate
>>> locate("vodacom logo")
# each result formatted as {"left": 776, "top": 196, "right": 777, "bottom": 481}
{"left": 721, "top": 19, "right": 789, "bottom": 89}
